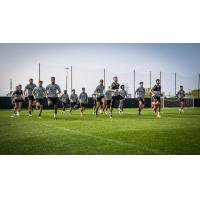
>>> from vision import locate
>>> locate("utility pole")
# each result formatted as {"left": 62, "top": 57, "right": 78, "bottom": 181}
{"left": 160, "top": 71, "right": 161, "bottom": 85}
{"left": 10, "top": 79, "right": 12, "bottom": 95}
{"left": 65, "top": 67, "right": 69, "bottom": 93}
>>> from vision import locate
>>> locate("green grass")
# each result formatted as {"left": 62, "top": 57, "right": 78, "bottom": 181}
{"left": 0, "top": 108, "right": 200, "bottom": 155}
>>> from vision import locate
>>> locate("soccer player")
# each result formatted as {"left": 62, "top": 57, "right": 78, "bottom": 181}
{"left": 79, "top": 88, "right": 88, "bottom": 117}
{"left": 119, "top": 84, "right": 127, "bottom": 115}
{"left": 70, "top": 89, "right": 79, "bottom": 114}
{"left": 32, "top": 81, "right": 46, "bottom": 119}
{"left": 109, "top": 76, "right": 120, "bottom": 119}
{"left": 105, "top": 86, "right": 112, "bottom": 114}
{"left": 24, "top": 78, "right": 36, "bottom": 116}
{"left": 150, "top": 79, "right": 162, "bottom": 118}
{"left": 60, "top": 90, "right": 70, "bottom": 115}
{"left": 11, "top": 85, "right": 24, "bottom": 117}
{"left": 135, "top": 81, "right": 145, "bottom": 115}
{"left": 176, "top": 85, "right": 185, "bottom": 113}
{"left": 46, "top": 77, "right": 61, "bottom": 120}
{"left": 94, "top": 79, "right": 105, "bottom": 117}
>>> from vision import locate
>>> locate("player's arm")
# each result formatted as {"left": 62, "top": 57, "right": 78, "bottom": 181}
{"left": 24, "top": 85, "right": 27, "bottom": 96}
{"left": 32, "top": 88, "right": 36, "bottom": 98}
{"left": 45, "top": 86, "right": 49, "bottom": 97}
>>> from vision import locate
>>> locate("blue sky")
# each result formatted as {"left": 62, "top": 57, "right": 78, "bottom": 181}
{"left": 0, "top": 43, "right": 199, "bottom": 96}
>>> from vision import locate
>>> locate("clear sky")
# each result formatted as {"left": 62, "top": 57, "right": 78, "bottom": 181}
{"left": 0, "top": 43, "right": 199, "bottom": 96}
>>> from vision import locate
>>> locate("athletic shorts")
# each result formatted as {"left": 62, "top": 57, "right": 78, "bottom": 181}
{"left": 179, "top": 98, "right": 184, "bottom": 102}
{"left": 111, "top": 95, "right": 121, "bottom": 107}
{"left": 138, "top": 97, "right": 145, "bottom": 104}
{"left": 96, "top": 95, "right": 105, "bottom": 102}
{"left": 93, "top": 100, "right": 97, "bottom": 105}
{"left": 70, "top": 102, "right": 78, "bottom": 108}
{"left": 80, "top": 103, "right": 87, "bottom": 107}
{"left": 28, "top": 96, "right": 34, "bottom": 101}
{"left": 36, "top": 98, "right": 44, "bottom": 105}
{"left": 106, "top": 100, "right": 111, "bottom": 106}
{"left": 14, "top": 99, "right": 22, "bottom": 103}
{"left": 48, "top": 97, "right": 58, "bottom": 105}
{"left": 62, "top": 102, "right": 68, "bottom": 107}
{"left": 119, "top": 95, "right": 125, "bottom": 100}
{"left": 153, "top": 96, "right": 161, "bottom": 102}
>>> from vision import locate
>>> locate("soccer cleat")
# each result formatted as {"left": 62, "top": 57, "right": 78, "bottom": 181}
{"left": 109, "top": 113, "right": 112, "bottom": 119}
{"left": 16, "top": 112, "right": 20, "bottom": 116}
{"left": 182, "top": 109, "right": 184, "bottom": 113}
{"left": 29, "top": 114, "right": 32, "bottom": 117}
{"left": 62, "top": 111, "right": 64, "bottom": 115}
{"left": 179, "top": 109, "right": 181, "bottom": 113}
{"left": 53, "top": 114, "right": 58, "bottom": 120}
{"left": 38, "top": 116, "right": 42, "bottom": 119}
{"left": 11, "top": 115, "right": 15, "bottom": 118}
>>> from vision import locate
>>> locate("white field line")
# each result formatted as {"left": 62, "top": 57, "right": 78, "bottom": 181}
{"left": 33, "top": 121, "right": 166, "bottom": 155}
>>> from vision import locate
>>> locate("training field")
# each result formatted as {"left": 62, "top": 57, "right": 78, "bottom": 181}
{"left": 0, "top": 108, "right": 200, "bottom": 155}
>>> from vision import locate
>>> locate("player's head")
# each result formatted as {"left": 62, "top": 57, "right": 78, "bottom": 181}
{"left": 139, "top": 81, "right": 143, "bottom": 87}
{"left": 38, "top": 80, "right": 43, "bottom": 87}
{"left": 180, "top": 85, "right": 183, "bottom": 90}
{"left": 82, "top": 87, "right": 85, "bottom": 92}
{"left": 99, "top": 79, "right": 104, "bottom": 85}
{"left": 72, "top": 89, "right": 75, "bottom": 94}
{"left": 64, "top": 90, "right": 67, "bottom": 94}
{"left": 156, "top": 79, "right": 160, "bottom": 85}
{"left": 51, "top": 77, "right": 55, "bottom": 84}
{"left": 113, "top": 76, "right": 118, "bottom": 82}
{"left": 18, "top": 84, "right": 22, "bottom": 90}
{"left": 120, "top": 84, "right": 125, "bottom": 90}
{"left": 29, "top": 78, "right": 33, "bottom": 84}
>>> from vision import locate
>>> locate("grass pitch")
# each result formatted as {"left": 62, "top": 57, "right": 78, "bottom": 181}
{"left": 0, "top": 108, "right": 200, "bottom": 155}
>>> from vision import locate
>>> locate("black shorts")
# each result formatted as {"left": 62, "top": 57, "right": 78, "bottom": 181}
{"left": 106, "top": 100, "right": 111, "bottom": 106}
{"left": 119, "top": 95, "right": 125, "bottom": 100}
{"left": 70, "top": 102, "right": 78, "bottom": 108}
{"left": 138, "top": 97, "right": 145, "bottom": 104}
{"left": 153, "top": 96, "right": 161, "bottom": 102}
{"left": 36, "top": 99, "right": 44, "bottom": 105}
{"left": 80, "top": 103, "right": 87, "bottom": 107}
{"left": 96, "top": 95, "right": 105, "bottom": 102}
{"left": 62, "top": 102, "right": 68, "bottom": 107}
{"left": 48, "top": 97, "right": 58, "bottom": 105}
{"left": 179, "top": 98, "right": 184, "bottom": 102}
{"left": 14, "top": 99, "right": 22, "bottom": 103}
{"left": 111, "top": 95, "right": 121, "bottom": 107}
{"left": 28, "top": 96, "right": 34, "bottom": 101}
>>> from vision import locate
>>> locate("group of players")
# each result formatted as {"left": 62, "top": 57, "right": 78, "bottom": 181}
{"left": 11, "top": 76, "right": 186, "bottom": 120}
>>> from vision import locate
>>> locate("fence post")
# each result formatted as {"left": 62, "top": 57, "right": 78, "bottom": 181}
{"left": 134, "top": 69, "right": 136, "bottom": 98}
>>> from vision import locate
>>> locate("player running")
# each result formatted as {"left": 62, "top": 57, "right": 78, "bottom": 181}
{"left": 69, "top": 89, "right": 79, "bottom": 114}
{"left": 60, "top": 90, "right": 70, "bottom": 115}
{"left": 105, "top": 86, "right": 112, "bottom": 115}
{"left": 79, "top": 88, "right": 88, "bottom": 117}
{"left": 135, "top": 81, "right": 145, "bottom": 115}
{"left": 24, "top": 78, "right": 36, "bottom": 116}
{"left": 176, "top": 85, "right": 185, "bottom": 113}
{"left": 11, "top": 85, "right": 24, "bottom": 117}
{"left": 150, "top": 79, "right": 162, "bottom": 118}
{"left": 109, "top": 76, "right": 120, "bottom": 119}
{"left": 119, "top": 84, "right": 127, "bottom": 115}
{"left": 94, "top": 79, "right": 105, "bottom": 117}
{"left": 32, "top": 81, "right": 46, "bottom": 119}
{"left": 46, "top": 77, "right": 61, "bottom": 120}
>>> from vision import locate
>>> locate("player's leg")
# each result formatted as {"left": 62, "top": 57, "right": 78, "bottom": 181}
{"left": 156, "top": 99, "right": 161, "bottom": 117}
{"left": 109, "top": 97, "right": 115, "bottom": 118}
{"left": 181, "top": 100, "right": 184, "bottom": 112}
{"left": 17, "top": 102, "right": 22, "bottom": 116}
{"left": 53, "top": 99, "right": 58, "bottom": 120}
{"left": 28, "top": 99, "right": 33, "bottom": 116}
{"left": 11, "top": 102, "right": 18, "bottom": 117}
{"left": 101, "top": 97, "right": 106, "bottom": 115}
{"left": 95, "top": 101, "right": 100, "bottom": 116}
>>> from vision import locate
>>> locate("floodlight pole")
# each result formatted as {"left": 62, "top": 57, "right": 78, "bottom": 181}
{"left": 150, "top": 71, "right": 152, "bottom": 89}
{"left": 198, "top": 73, "right": 200, "bottom": 99}
{"left": 103, "top": 68, "right": 106, "bottom": 87}
{"left": 134, "top": 69, "right": 136, "bottom": 98}
{"left": 10, "top": 79, "right": 12, "bottom": 94}
{"left": 70, "top": 66, "right": 73, "bottom": 93}
{"left": 65, "top": 67, "right": 69, "bottom": 93}
{"left": 175, "top": 72, "right": 177, "bottom": 96}
{"left": 39, "top": 63, "right": 41, "bottom": 82}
